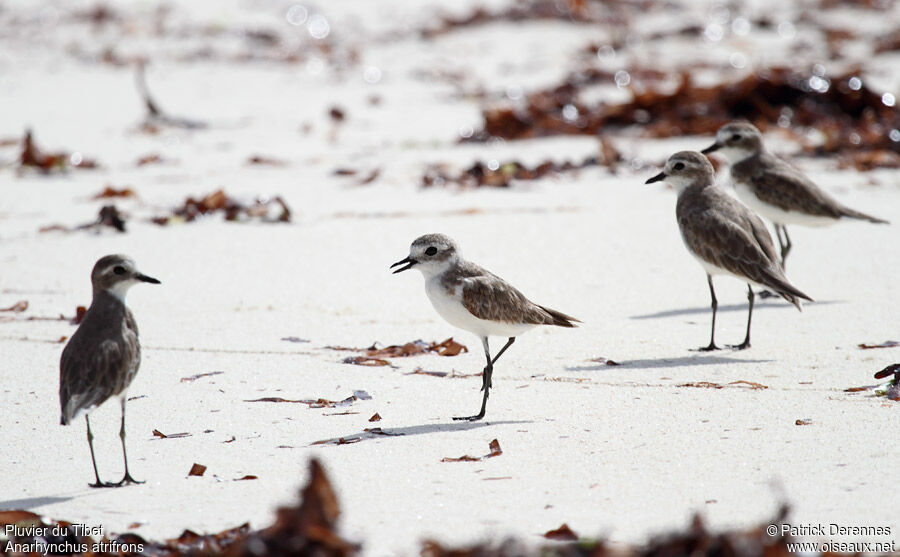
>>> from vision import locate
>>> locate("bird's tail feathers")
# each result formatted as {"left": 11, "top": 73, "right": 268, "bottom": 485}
{"left": 538, "top": 305, "right": 581, "bottom": 327}
{"left": 840, "top": 207, "right": 889, "bottom": 225}
{"left": 764, "top": 271, "right": 813, "bottom": 311}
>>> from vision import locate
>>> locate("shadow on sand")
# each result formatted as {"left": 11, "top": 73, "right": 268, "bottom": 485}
{"left": 0, "top": 495, "right": 73, "bottom": 510}
{"left": 307, "top": 419, "right": 531, "bottom": 447}
{"left": 567, "top": 354, "right": 772, "bottom": 371}
{"left": 630, "top": 299, "right": 843, "bottom": 320}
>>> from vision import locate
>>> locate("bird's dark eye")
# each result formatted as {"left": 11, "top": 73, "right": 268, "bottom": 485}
{"left": 113, "top": 265, "right": 126, "bottom": 275}
{"left": 425, "top": 246, "right": 438, "bottom": 256}
{"left": 730, "top": 134, "right": 741, "bottom": 141}
{"left": 673, "top": 162, "right": 685, "bottom": 171}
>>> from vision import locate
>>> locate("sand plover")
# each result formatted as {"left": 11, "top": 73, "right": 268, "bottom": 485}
{"left": 702, "top": 122, "right": 889, "bottom": 268}
{"left": 60, "top": 255, "right": 160, "bottom": 487}
{"left": 646, "top": 152, "right": 812, "bottom": 350}
{"left": 391, "top": 234, "right": 578, "bottom": 421}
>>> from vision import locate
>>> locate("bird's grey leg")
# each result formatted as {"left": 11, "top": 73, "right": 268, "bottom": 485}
{"left": 697, "top": 275, "right": 721, "bottom": 351}
{"left": 453, "top": 336, "right": 511, "bottom": 422}
{"left": 729, "top": 285, "right": 754, "bottom": 350}
{"left": 115, "top": 397, "right": 144, "bottom": 486}
{"left": 86, "top": 415, "right": 113, "bottom": 488}
{"left": 480, "top": 336, "right": 492, "bottom": 392}
{"left": 491, "top": 337, "right": 515, "bottom": 367}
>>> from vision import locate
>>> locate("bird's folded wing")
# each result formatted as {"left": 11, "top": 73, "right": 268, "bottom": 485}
{"left": 461, "top": 275, "right": 551, "bottom": 325}
{"left": 60, "top": 338, "right": 134, "bottom": 419}
{"left": 681, "top": 211, "right": 782, "bottom": 288}
{"left": 750, "top": 164, "right": 842, "bottom": 217}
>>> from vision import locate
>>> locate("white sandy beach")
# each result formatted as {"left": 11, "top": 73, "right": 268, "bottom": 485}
{"left": 1, "top": 0, "right": 899, "bottom": 555}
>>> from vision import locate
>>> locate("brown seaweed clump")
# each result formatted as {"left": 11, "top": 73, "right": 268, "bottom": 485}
{"left": 470, "top": 68, "right": 899, "bottom": 170}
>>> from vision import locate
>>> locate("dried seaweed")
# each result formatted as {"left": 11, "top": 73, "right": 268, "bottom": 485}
{"left": 587, "top": 357, "right": 620, "bottom": 366}
{"left": 422, "top": 150, "right": 617, "bottom": 188}
{"left": 420, "top": 0, "right": 629, "bottom": 39}
{"left": 1, "top": 460, "right": 357, "bottom": 556}
{"left": 188, "top": 463, "right": 207, "bottom": 476}
{"left": 874, "top": 30, "right": 900, "bottom": 53}
{"left": 343, "top": 356, "right": 392, "bottom": 367}
{"left": 18, "top": 129, "right": 98, "bottom": 173}
{"left": 151, "top": 190, "right": 292, "bottom": 225}
{"left": 544, "top": 524, "right": 579, "bottom": 541}
{"left": 247, "top": 155, "right": 288, "bottom": 166}
{"left": 40, "top": 206, "right": 127, "bottom": 234}
{"left": 858, "top": 340, "right": 899, "bottom": 349}
{"left": 422, "top": 505, "right": 794, "bottom": 556}
{"left": 136, "top": 153, "right": 165, "bottom": 166}
{"left": 245, "top": 394, "right": 359, "bottom": 408}
{"left": 677, "top": 380, "right": 767, "bottom": 390}
{"left": 96, "top": 205, "right": 127, "bottom": 232}
{"left": 152, "top": 429, "right": 191, "bottom": 439}
{"left": 71, "top": 306, "right": 87, "bottom": 325}
{"left": 0, "top": 464, "right": 810, "bottom": 557}
{"left": 180, "top": 371, "right": 224, "bottom": 382}
{"left": 441, "top": 439, "right": 502, "bottom": 462}
{"left": 338, "top": 338, "right": 469, "bottom": 366}
{"left": 0, "top": 301, "right": 28, "bottom": 313}
{"left": 92, "top": 186, "right": 136, "bottom": 199}
{"left": 469, "top": 68, "right": 899, "bottom": 169}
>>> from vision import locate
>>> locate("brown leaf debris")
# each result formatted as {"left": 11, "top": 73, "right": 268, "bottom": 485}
{"left": 152, "top": 189, "right": 292, "bottom": 225}
{"left": 544, "top": 523, "right": 579, "bottom": 541}
{"left": 858, "top": 340, "right": 899, "bottom": 349}
{"left": 442, "top": 439, "right": 503, "bottom": 462}
{"left": 188, "top": 463, "right": 207, "bottom": 476}
{"left": 18, "top": 129, "right": 98, "bottom": 173}
{"left": 338, "top": 338, "right": 468, "bottom": 366}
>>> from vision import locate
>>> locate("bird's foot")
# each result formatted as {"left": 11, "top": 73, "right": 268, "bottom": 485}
{"left": 452, "top": 413, "right": 485, "bottom": 422}
{"left": 114, "top": 473, "right": 145, "bottom": 487}
{"left": 693, "top": 343, "right": 721, "bottom": 352}
{"left": 88, "top": 480, "right": 118, "bottom": 489}
{"left": 756, "top": 290, "right": 778, "bottom": 299}
{"left": 728, "top": 341, "right": 751, "bottom": 351}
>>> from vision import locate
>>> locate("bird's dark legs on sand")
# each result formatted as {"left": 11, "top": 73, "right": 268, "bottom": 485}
{"left": 758, "top": 224, "right": 793, "bottom": 299}
{"left": 453, "top": 336, "right": 516, "bottom": 422}
{"left": 697, "top": 275, "right": 720, "bottom": 351}
{"left": 115, "top": 398, "right": 144, "bottom": 486}
{"left": 86, "top": 415, "right": 113, "bottom": 488}
{"left": 777, "top": 224, "right": 792, "bottom": 268}
{"left": 728, "top": 285, "right": 754, "bottom": 350}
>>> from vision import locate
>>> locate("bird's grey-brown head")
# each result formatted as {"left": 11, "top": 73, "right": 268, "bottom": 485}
{"left": 391, "top": 233, "right": 460, "bottom": 277}
{"left": 701, "top": 121, "right": 763, "bottom": 162}
{"left": 645, "top": 151, "right": 715, "bottom": 191}
{"left": 91, "top": 254, "right": 160, "bottom": 300}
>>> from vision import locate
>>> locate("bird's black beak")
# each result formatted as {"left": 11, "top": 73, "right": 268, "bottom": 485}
{"left": 645, "top": 172, "right": 666, "bottom": 184}
{"left": 136, "top": 273, "right": 161, "bottom": 284}
{"left": 390, "top": 257, "right": 417, "bottom": 274}
{"left": 701, "top": 142, "right": 720, "bottom": 154}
